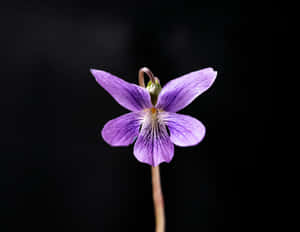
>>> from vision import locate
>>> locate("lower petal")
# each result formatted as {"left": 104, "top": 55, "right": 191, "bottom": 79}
{"left": 134, "top": 112, "right": 174, "bottom": 166}
{"left": 160, "top": 112, "right": 206, "bottom": 147}
{"left": 101, "top": 112, "right": 142, "bottom": 146}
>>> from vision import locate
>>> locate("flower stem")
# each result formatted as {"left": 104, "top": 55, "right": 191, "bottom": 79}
{"left": 138, "top": 67, "right": 165, "bottom": 231}
{"left": 151, "top": 166, "right": 165, "bottom": 232}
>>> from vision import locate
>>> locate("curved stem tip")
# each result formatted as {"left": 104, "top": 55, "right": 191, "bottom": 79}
{"left": 138, "top": 67, "right": 156, "bottom": 87}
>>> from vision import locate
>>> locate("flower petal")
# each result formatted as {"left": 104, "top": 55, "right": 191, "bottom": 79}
{"left": 160, "top": 112, "right": 206, "bottom": 146}
{"left": 133, "top": 111, "right": 174, "bottom": 166}
{"left": 102, "top": 112, "right": 142, "bottom": 146}
{"left": 156, "top": 68, "right": 217, "bottom": 112}
{"left": 91, "top": 69, "right": 152, "bottom": 111}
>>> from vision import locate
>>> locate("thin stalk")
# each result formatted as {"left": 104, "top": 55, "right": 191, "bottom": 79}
{"left": 151, "top": 166, "right": 165, "bottom": 232}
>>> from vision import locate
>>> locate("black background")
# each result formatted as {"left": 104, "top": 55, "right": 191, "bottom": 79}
{"left": 1, "top": 1, "right": 273, "bottom": 232}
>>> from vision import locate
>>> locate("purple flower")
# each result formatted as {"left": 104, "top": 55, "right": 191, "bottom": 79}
{"left": 90, "top": 68, "right": 217, "bottom": 166}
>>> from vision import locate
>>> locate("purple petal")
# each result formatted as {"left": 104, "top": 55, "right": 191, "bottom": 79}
{"left": 160, "top": 112, "right": 206, "bottom": 146}
{"left": 156, "top": 68, "right": 217, "bottom": 112}
{"left": 133, "top": 111, "right": 174, "bottom": 166}
{"left": 91, "top": 69, "right": 152, "bottom": 111}
{"left": 102, "top": 112, "right": 142, "bottom": 146}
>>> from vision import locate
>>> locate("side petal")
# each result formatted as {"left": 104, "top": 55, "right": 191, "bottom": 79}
{"left": 133, "top": 111, "right": 174, "bottom": 166}
{"left": 156, "top": 68, "right": 217, "bottom": 112}
{"left": 101, "top": 112, "right": 142, "bottom": 146}
{"left": 160, "top": 112, "right": 206, "bottom": 147}
{"left": 91, "top": 69, "right": 152, "bottom": 111}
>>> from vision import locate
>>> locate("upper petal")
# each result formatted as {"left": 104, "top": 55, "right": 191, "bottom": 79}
{"left": 133, "top": 111, "right": 174, "bottom": 166}
{"left": 91, "top": 69, "right": 152, "bottom": 111}
{"left": 160, "top": 112, "right": 206, "bottom": 147}
{"left": 156, "top": 68, "right": 217, "bottom": 112}
{"left": 102, "top": 112, "right": 142, "bottom": 146}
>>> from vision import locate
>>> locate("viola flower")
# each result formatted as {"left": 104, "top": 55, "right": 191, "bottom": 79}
{"left": 90, "top": 67, "right": 217, "bottom": 166}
